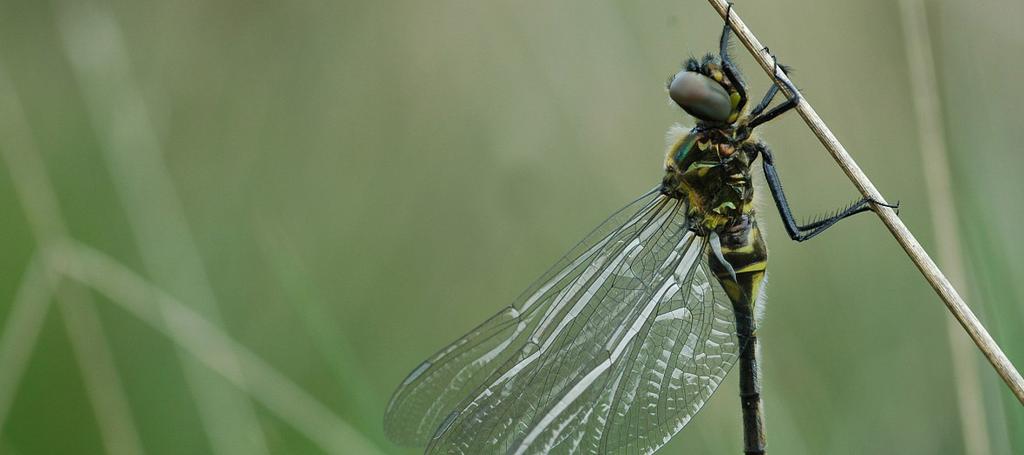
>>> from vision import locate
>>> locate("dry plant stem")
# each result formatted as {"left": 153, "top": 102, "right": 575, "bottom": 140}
{"left": 706, "top": 0, "right": 1024, "bottom": 404}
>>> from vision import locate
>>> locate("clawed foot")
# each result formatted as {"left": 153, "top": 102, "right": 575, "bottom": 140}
{"left": 868, "top": 198, "right": 901, "bottom": 215}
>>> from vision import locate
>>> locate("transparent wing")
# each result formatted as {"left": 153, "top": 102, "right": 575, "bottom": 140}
{"left": 385, "top": 189, "right": 740, "bottom": 455}
{"left": 426, "top": 198, "right": 739, "bottom": 455}
{"left": 583, "top": 259, "right": 736, "bottom": 455}
{"left": 384, "top": 188, "right": 666, "bottom": 445}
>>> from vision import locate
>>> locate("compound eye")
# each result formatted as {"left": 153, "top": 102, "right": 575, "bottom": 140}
{"left": 669, "top": 71, "right": 732, "bottom": 123}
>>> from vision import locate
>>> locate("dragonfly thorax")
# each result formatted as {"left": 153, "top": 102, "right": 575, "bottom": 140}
{"left": 662, "top": 126, "right": 757, "bottom": 236}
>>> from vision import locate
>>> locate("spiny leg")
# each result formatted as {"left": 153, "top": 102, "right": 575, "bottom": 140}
{"left": 755, "top": 142, "right": 898, "bottom": 242}
{"left": 747, "top": 51, "right": 798, "bottom": 130}
{"left": 747, "top": 52, "right": 795, "bottom": 118}
{"left": 719, "top": 4, "right": 748, "bottom": 112}
{"left": 748, "top": 82, "right": 778, "bottom": 119}
{"left": 738, "top": 49, "right": 897, "bottom": 239}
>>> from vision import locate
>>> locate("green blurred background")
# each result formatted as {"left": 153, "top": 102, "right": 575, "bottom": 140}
{"left": 0, "top": 0, "right": 1021, "bottom": 453}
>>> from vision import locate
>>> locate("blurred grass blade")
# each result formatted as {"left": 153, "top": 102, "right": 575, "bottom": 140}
{"left": 55, "top": 281, "right": 146, "bottom": 455}
{"left": 0, "top": 65, "right": 144, "bottom": 455}
{"left": 962, "top": 212, "right": 1024, "bottom": 453}
{"left": 50, "top": 240, "right": 387, "bottom": 455}
{"left": 257, "top": 224, "right": 387, "bottom": 446}
{"left": 0, "top": 255, "right": 52, "bottom": 433}
{"left": 53, "top": 2, "right": 270, "bottom": 453}
{"left": 897, "top": 0, "right": 992, "bottom": 452}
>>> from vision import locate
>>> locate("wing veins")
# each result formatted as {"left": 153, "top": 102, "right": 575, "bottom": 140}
{"left": 465, "top": 198, "right": 680, "bottom": 451}
{"left": 514, "top": 224, "right": 698, "bottom": 454}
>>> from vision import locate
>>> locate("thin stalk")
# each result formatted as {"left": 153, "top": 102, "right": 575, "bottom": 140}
{"left": 0, "top": 255, "right": 52, "bottom": 433}
{"left": 897, "top": 0, "right": 993, "bottom": 452}
{"left": 48, "top": 240, "right": 387, "bottom": 455}
{"left": 0, "top": 65, "right": 145, "bottom": 455}
{"left": 705, "top": 0, "right": 1024, "bottom": 404}
{"left": 53, "top": 2, "right": 270, "bottom": 453}
{"left": 256, "top": 225, "right": 388, "bottom": 446}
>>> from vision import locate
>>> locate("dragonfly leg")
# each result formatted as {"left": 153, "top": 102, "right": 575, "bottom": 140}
{"left": 755, "top": 142, "right": 899, "bottom": 242}
{"left": 747, "top": 51, "right": 799, "bottom": 130}
{"left": 719, "top": 4, "right": 748, "bottom": 112}
{"left": 748, "top": 82, "right": 779, "bottom": 119}
{"left": 708, "top": 218, "right": 768, "bottom": 455}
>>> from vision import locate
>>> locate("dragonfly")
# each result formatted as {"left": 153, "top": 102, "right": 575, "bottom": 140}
{"left": 384, "top": 9, "right": 896, "bottom": 455}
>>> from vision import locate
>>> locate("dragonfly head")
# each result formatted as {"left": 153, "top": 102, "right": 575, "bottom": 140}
{"left": 668, "top": 55, "right": 742, "bottom": 125}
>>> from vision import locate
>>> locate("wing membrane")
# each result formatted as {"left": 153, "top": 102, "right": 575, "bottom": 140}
{"left": 384, "top": 189, "right": 666, "bottom": 445}
{"left": 596, "top": 260, "right": 735, "bottom": 454}
{"left": 386, "top": 189, "right": 739, "bottom": 455}
{"left": 515, "top": 258, "right": 735, "bottom": 455}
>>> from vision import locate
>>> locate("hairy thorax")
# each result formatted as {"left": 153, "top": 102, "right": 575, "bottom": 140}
{"left": 662, "top": 125, "right": 757, "bottom": 238}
